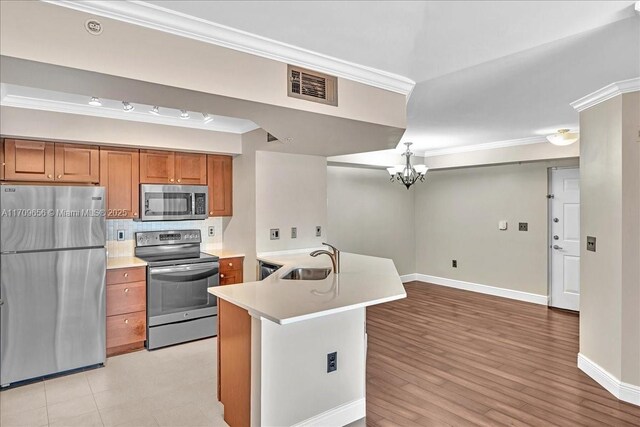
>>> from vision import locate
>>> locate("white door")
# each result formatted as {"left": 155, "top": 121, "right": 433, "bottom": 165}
{"left": 549, "top": 167, "right": 580, "bottom": 311}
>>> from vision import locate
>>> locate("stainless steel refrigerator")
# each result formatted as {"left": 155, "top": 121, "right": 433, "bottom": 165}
{"left": 0, "top": 185, "right": 107, "bottom": 386}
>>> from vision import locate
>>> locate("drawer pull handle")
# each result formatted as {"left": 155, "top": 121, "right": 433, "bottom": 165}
{"left": 124, "top": 319, "right": 129, "bottom": 324}
{"left": 124, "top": 273, "right": 129, "bottom": 278}
{"left": 124, "top": 288, "right": 129, "bottom": 293}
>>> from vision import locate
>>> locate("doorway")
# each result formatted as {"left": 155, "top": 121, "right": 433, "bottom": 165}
{"left": 549, "top": 167, "right": 580, "bottom": 311}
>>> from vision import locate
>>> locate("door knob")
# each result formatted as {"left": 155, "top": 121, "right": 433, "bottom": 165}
{"left": 553, "top": 235, "right": 559, "bottom": 240}
{"left": 553, "top": 245, "right": 563, "bottom": 250}
{"left": 553, "top": 218, "right": 559, "bottom": 223}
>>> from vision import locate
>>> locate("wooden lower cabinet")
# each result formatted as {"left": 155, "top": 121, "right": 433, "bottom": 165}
{"left": 218, "top": 299, "right": 251, "bottom": 427}
{"left": 106, "top": 266, "right": 147, "bottom": 356}
{"left": 0, "top": 139, "right": 4, "bottom": 180}
{"left": 219, "top": 256, "right": 243, "bottom": 285}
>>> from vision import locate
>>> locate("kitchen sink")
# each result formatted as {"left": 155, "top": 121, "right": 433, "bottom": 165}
{"left": 281, "top": 267, "right": 332, "bottom": 280}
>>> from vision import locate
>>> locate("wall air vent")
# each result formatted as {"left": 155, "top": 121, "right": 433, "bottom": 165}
{"left": 287, "top": 65, "right": 338, "bottom": 106}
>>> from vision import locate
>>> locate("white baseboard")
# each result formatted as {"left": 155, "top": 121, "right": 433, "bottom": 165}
{"left": 291, "top": 398, "right": 365, "bottom": 427}
{"left": 400, "top": 273, "right": 417, "bottom": 283}
{"left": 413, "top": 274, "right": 549, "bottom": 305}
{"left": 578, "top": 353, "right": 640, "bottom": 406}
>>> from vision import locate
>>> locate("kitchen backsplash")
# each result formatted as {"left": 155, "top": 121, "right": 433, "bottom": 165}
{"left": 106, "top": 217, "right": 223, "bottom": 257}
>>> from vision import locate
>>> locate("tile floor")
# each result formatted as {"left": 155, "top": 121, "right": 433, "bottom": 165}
{"left": 0, "top": 338, "right": 228, "bottom": 427}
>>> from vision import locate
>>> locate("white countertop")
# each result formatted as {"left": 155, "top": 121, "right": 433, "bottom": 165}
{"left": 106, "top": 256, "right": 147, "bottom": 270}
{"left": 208, "top": 251, "right": 406, "bottom": 325}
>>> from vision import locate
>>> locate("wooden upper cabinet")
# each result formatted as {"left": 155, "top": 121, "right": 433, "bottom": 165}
{"left": 0, "top": 139, "right": 4, "bottom": 180}
{"left": 100, "top": 148, "right": 140, "bottom": 219}
{"left": 3, "top": 139, "right": 55, "bottom": 181}
{"left": 207, "top": 155, "right": 233, "bottom": 217}
{"left": 54, "top": 143, "right": 99, "bottom": 183}
{"left": 139, "top": 150, "right": 175, "bottom": 184}
{"left": 175, "top": 153, "right": 207, "bottom": 185}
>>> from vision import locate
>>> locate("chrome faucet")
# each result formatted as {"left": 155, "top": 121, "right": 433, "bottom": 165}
{"left": 310, "top": 243, "right": 340, "bottom": 274}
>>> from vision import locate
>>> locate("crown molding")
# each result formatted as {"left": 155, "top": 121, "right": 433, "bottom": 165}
{"left": 570, "top": 77, "right": 640, "bottom": 112}
{"left": 42, "top": 0, "right": 416, "bottom": 97}
{"left": 422, "top": 135, "right": 549, "bottom": 157}
{"left": 0, "top": 93, "right": 258, "bottom": 134}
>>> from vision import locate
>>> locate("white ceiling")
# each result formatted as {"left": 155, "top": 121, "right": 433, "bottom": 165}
{"left": 146, "top": 0, "right": 640, "bottom": 152}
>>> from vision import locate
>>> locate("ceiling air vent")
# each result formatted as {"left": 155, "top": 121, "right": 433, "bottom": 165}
{"left": 287, "top": 65, "right": 338, "bottom": 106}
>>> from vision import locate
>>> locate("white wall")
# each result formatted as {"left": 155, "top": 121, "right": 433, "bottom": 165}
{"left": 255, "top": 308, "right": 365, "bottom": 426}
{"left": 327, "top": 166, "right": 415, "bottom": 275}
{"left": 255, "top": 151, "right": 327, "bottom": 253}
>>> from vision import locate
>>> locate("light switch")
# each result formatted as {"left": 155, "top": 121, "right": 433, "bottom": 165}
{"left": 498, "top": 220, "right": 508, "bottom": 231}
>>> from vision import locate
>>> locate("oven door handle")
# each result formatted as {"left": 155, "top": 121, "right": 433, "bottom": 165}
{"left": 150, "top": 263, "right": 219, "bottom": 282}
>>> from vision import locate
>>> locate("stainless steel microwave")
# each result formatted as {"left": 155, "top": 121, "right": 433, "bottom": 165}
{"left": 140, "top": 184, "right": 208, "bottom": 221}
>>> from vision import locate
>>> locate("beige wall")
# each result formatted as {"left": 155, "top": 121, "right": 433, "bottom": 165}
{"left": 579, "top": 91, "right": 640, "bottom": 386}
{"left": 0, "top": 106, "right": 242, "bottom": 154}
{"left": 0, "top": 1, "right": 406, "bottom": 129}
{"left": 327, "top": 166, "right": 415, "bottom": 276}
{"left": 255, "top": 151, "right": 327, "bottom": 253}
{"left": 414, "top": 159, "right": 578, "bottom": 296}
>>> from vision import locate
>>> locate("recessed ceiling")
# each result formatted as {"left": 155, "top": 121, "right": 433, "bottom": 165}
{"left": 143, "top": 0, "right": 640, "bottom": 152}
{"left": 0, "top": 84, "right": 260, "bottom": 134}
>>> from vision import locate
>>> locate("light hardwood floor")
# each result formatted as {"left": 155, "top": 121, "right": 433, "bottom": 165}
{"left": 365, "top": 281, "right": 640, "bottom": 426}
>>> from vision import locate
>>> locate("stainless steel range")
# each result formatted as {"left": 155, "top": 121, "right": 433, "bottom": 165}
{"left": 134, "top": 230, "right": 219, "bottom": 350}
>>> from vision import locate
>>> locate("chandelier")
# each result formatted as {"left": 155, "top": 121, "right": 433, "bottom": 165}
{"left": 386, "top": 142, "right": 428, "bottom": 189}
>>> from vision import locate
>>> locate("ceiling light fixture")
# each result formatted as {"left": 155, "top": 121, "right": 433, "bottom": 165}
{"left": 180, "top": 110, "right": 190, "bottom": 120}
{"left": 546, "top": 129, "right": 579, "bottom": 146}
{"left": 88, "top": 97, "right": 102, "bottom": 106}
{"left": 122, "top": 101, "right": 134, "bottom": 112}
{"left": 202, "top": 113, "right": 213, "bottom": 123}
{"left": 386, "top": 142, "right": 428, "bottom": 189}
{"left": 149, "top": 106, "right": 160, "bottom": 115}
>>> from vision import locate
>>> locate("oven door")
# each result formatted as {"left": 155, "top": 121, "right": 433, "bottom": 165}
{"left": 140, "top": 184, "right": 208, "bottom": 221}
{"left": 148, "top": 262, "right": 219, "bottom": 327}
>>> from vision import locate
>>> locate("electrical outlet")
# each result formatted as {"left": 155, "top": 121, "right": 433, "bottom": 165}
{"left": 208, "top": 226, "right": 215, "bottom": 237}
{"left": 116, "top": 230, "right": 125, "bottom": 241}
{"left": 316, "top": 226, "right": 322, "bottom": 237}
{"left": 452, "top": 260, "right": 457, "bottom": 268}
{"left": 270, "top": 228, "right": 280, "bottom": 240}
{"left": 291, "top": 227, "right": 297, "bottom": 239}
{"left": 519, "top": 222, "right": 528, "bottom": 231}
{"left": 587, "top": 236, "right": 596, "bottom": 252}
{"left": 327, "top": 351, "right": 337, "bottom": 373}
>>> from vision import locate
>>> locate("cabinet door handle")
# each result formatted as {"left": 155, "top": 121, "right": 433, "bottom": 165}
{"left": 177, "top": 179, "right": 181, "bottom": 183}
{"left": 47, "top": 174, "right": 53, "bottom": 179}
{"left": 124, "top": 288, "right": 129, "bottom": 293}
{"left": 133, "top": 212, "right": 138, "bottom": 216}
{"left": 169, "top": 178, "right": 175, "bottom": 183}
{"left": 57, "top": 174, "right": 62, "bottom": 179}
{"left": 228, "top": 263, "right": 233, "bottom": 267}
{"left": 209, "top": 211, "right": 213, "bottom": 215}
{"left": 124, "top": 273, "right": 129, "bottom": 278}
{"left": 124, "top": 319, "right": 129, "bottom": 324}
{"left": 220, "top": 274, "right": 225, "bottom": 278}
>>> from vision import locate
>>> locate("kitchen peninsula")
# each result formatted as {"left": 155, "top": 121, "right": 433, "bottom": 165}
{"left": 208, "top": 251, "right": 406, "bottom": 427}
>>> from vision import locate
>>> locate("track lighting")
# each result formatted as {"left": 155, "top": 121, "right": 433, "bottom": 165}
{"left": 180, "top": 110, "right": 190, "bottom": 120}
{"left": 122, "top": 101, "right": 134, "bottom": 112}
{"left": 88, "top": 97, "right": 102, "bottom": 107}
{"left": 149, "top": 106, "right": 160, "bottom": 115}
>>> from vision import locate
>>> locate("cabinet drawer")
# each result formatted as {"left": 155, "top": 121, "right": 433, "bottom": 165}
{"left": 107, "top": 281, "right": 146, "bottom": 316}
{"left": 107, "top": 267, "right": 146, "bottom": 285}
{"left": 106, "top": 311, "right": 146, "bottom": 348}
{"left": 220, "top": 271, "right": 242, "bottom": 286}
{"left": 219, "top": 257, "right": 243, "bottom": 274}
